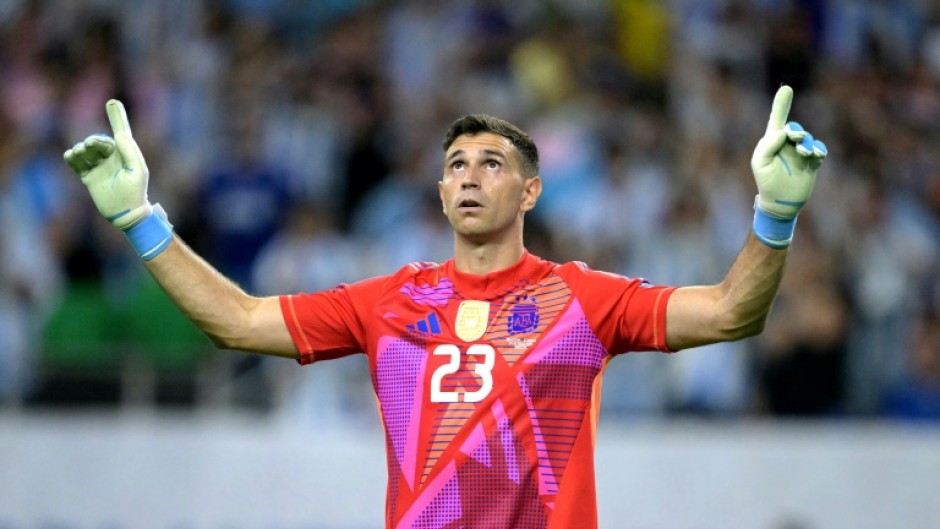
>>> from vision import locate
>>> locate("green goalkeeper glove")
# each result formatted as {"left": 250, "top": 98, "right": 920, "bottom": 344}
{"left": 64, "top": 100, "right": 172, "bottom": 260}
{"left": 750, "top": 85, "right": 828, "bottom": 249}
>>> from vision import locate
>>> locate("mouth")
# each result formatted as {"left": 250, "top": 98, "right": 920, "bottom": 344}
{"left": 456, "top": 198, "right": 484, "bottom": 213}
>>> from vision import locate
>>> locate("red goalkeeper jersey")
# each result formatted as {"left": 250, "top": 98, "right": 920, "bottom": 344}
{"left": 280, "top": 251, "right": 675, "bottom": 529}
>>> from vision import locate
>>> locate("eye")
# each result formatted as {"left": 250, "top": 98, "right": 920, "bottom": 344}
{"left": 451, "top": 161, "right": 465, "bottom": 171}
{"left": 485, "top": 160, "right": 501, "bottom": 169}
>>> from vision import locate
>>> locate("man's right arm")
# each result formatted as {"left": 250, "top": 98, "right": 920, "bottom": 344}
{"left": 144, "top": 235, "right": 298, "bottom": 358}
{"left": 64, "top": 99, "right": 297, "bottom": 360}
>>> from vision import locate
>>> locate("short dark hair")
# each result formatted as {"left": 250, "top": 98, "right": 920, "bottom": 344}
{"left": 443, "top": 114, "right": 539, "bottom": 178}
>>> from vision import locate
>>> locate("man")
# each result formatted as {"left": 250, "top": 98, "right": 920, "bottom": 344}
{"left": 63, "top": 85, "right": 826, "bottom": 529}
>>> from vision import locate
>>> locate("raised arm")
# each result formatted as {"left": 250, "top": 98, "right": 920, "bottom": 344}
{"left": 665, "top": 85, "right": 828, "bottom": 351}
{"left": 64, "top": 100, "right": 298, "bottom": 359}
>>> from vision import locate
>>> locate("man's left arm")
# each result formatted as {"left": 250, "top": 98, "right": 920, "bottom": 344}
{"left": 665, "top": 85, "right": 828, "bottom": 351}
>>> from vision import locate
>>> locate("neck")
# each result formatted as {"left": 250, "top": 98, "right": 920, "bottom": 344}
{"left": 452, "top": 234, "right": 525, "bottom": 275}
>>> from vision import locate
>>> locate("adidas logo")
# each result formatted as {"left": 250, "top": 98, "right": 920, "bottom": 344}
{"left": 406, "top": 313, "right": 441, "bottom": 335}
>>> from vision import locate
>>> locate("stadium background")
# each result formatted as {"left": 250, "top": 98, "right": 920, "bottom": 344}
{"left": 0, "top": 0, "right": 938, "bottom": 528}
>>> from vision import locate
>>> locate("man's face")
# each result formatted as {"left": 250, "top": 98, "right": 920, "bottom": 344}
{"left": 439, "top": 132, "right": 540, "bottom": 242}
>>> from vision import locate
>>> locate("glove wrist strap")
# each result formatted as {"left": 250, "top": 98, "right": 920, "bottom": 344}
{"left": 123, "top": 203, "right": 173, "bottom": 260}
{"left": 753, "top": 197, "right": 797, "bottom": 250}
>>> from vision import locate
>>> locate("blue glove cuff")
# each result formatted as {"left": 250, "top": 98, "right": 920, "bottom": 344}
{"left": 123, "top": 206, "right": 173, "bottom": 260}
{"left": 753, "top": 206, "right": 797, "bottom": 250}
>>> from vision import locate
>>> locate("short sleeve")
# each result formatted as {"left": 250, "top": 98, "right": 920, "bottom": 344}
{"left": 556, "top": 263, "right": 675, "bottom": 354}
{"left": 279, "top": 275, "right": 390, "bottom": 365}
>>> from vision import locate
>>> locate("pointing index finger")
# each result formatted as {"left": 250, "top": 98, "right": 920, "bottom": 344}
{"left": 106, "top": 99, "right": 132, "bottom": 137}
{"left": 765, "top": 85, "right": 793, "bottom": 134}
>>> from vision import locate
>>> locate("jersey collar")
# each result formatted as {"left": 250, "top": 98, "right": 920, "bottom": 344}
{"left": 443, "top": 250, "right": 545, "bottom": 300}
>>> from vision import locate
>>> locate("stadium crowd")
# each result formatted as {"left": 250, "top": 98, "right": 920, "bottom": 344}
{"left": 1, "top": 0, "right": 939, "bottom": 421}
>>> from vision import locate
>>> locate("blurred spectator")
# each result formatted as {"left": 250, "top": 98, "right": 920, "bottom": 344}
{"left": 191, "top": 101, "right": 292, "bottom": 292}
{"left": 254, "top": 202, "right": 365, "bottom": 297}
{"left": 349, "top": 145, "right": 453, "bottom": 273}
{"left": 3, "top": 0, "right": 940, "bottom": 422}
{"left": 0, "top": 121, "right": 66, "bottom": 404}
{"left": 844, "top": 181, "right": 939, "bottom": 414}
{"left": 763, "top": 1, "right": 820, "bottom": 93}
{"left": 883, "top": 313, "right": 940, "bottom": 421}
{"left": 754, "top": 230, "right": 849, "bottom": 416}
{"left": 320, "top": 10, "right": 394, "bottom": 231}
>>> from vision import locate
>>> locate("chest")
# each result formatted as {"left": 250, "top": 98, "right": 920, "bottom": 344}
{"left": 368, "top": 277, "right": 606, "bottom": 406}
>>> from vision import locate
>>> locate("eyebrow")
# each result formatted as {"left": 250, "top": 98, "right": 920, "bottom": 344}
{"left": 445, "top": 149, "right": 509, "bottom": 163}
{"left": 445, "top": 149, "right": 465, "bottom": 164}
{"left": 482, "top": 149, "right": 508, "bottom": 161}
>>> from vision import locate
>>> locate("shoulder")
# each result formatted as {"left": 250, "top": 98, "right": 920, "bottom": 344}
{"left": 318, "top": 260, "right": 447, "bottom": 301}
{"left": 389, "top": 260, "right": 444, "bottom": 280}
{"left": 554, "top": 260, "right": 653, "bottom": 288}
{"left": 385, "top": 260, "right": 448, "bottom": 289}
{"left": 401, "top": 261, "right": 443, "bottom": 274}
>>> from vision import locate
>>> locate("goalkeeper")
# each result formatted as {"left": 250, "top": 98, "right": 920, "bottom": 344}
{"left": 63, "top": 85, "right": 825, "bottom": 529}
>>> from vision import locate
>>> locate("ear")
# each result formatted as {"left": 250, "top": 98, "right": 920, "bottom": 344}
{"left": 520, "top": 176, "right": 542, "bottom": 212}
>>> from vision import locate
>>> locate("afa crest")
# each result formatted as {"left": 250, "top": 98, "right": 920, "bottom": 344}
{"left": 507, "top": 295, "right": 539, "bottom": 335}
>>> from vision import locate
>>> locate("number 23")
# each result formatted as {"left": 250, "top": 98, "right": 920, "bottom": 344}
{"left": 429, "top": 344, "right": 495, "bottom": 403}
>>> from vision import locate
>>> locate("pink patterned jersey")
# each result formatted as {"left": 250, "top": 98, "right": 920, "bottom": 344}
{"left": 280, "top": 251, "right": 675, "bottom": 529}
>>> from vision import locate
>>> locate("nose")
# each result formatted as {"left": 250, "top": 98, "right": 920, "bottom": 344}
{"left": 460, "top": 166, "right": 480, "bottom": 189}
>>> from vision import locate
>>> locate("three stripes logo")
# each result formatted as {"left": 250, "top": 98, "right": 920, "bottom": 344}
{"left": 407, "top": 312, "right": 442, "bottom": 335}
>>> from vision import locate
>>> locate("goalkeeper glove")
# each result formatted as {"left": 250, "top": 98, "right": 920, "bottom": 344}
{"left": 750, "top": 85, "right": 828, "bottom": 249}
{"left": 63, "top": 100, "right": 173, "bottom": 260}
